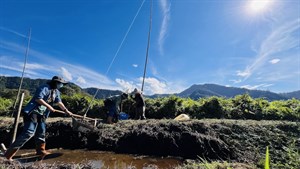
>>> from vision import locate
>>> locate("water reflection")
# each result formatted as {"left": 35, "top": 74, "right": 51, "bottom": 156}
{"left": 16, "top": 149, "right": 182, "bottom": 169}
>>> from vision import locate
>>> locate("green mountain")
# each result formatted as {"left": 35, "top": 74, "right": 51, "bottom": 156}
{"left": 0, "top": 76, "right": 48, "bottom": 94}
{"left": 177, "top": 84, "right": 296, "bottom": 100}
{"left": 0, "top": 76, "right": 121, "bottom": 99}
{"left": 1, "top": 76, "right": 299, "bottom": 100}
{"left": 280, "top": 91, "right": 300, "bottom": 99}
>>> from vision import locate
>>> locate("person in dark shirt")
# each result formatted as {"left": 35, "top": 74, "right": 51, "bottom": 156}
{"left": 131, "top": 88, "right": 146, "bottom": 120}
{"left": 104, "top": 93, "right": 128, "bottom": 124}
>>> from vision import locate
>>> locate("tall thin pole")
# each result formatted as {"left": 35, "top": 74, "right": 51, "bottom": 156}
{"left": 83, "top": 1, "right": 146, "bottom": 117}
{"left": 13, "top": 28, "right": 31, "bottom": 110}
{"left": 141, "top": 0, "right": 153, "bottom": 92}
{"left": 11, "top": 92, "right": 25, "bottom": 144}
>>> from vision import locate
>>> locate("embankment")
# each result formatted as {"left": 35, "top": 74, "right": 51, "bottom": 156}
{"left": 0, "top": 118, "right": 299, "bottom": 164}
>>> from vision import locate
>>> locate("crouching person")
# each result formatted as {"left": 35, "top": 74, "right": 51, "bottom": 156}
{"left": 4, "top": 76, "right": 73, "bottom": 161}
{"left": 104, "top": 93, "right": 128, "bottom": 124}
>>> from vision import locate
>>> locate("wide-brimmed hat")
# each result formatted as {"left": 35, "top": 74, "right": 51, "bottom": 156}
{"left": 51, "top": 76, "right": 68, "bottom": 84}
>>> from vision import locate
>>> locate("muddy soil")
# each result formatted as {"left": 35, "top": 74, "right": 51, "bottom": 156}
{"left": 1, "top": 118, "right": 299, "bottom": 165}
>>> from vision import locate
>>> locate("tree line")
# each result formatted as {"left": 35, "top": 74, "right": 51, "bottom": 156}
{"left": 1, "top": 89, "right": 299, "bottom": 121}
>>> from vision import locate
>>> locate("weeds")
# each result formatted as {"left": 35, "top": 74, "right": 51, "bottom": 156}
{"left": 264, "top": 146, "right": 270, "bottom": 169}
{"left": 273, "top": 140, "right": 300, "bottom": 169}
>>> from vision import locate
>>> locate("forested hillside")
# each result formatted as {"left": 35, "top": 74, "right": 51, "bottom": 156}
{"left": 1, "top": 76, "right": 299, "bottom": 121}
{"left": 177, "top": 84, "right": 296, "bottom": 100}
{"left": 1, "top": 76, "right": 299, "bottom": 100}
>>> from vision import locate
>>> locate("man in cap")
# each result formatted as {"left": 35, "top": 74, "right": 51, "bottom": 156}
{"left": 4, "top": 76, "right": 74, "bottom": 161}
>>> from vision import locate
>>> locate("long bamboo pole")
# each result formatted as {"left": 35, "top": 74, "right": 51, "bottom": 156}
{"left": 13, "top": 28, "right": 31, "bottom": 110}
{"left": 141, "top": 0, "right": 153, "bottom": 92}
{"left": 11, "top": 92, "right": 25, "bottom": 144}
{"left": 55, "top": 110, "right": 96, "bottom": 121}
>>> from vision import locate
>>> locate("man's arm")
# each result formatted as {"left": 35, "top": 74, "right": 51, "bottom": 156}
{"left": 57, "top": 102, "right": 73, "bottom": 116}
{"left": 35, "top": 99, "right": 56, "bottom": 112}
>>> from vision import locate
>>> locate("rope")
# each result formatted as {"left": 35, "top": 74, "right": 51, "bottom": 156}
{"left": 141, "top": 0, "right": 153, "bottom": 92}
{"left": 12, "top": 28, "right": 31, "bottom": 112}
{"left": 83, "top": 0, "right": 146, "bottom": 117}
{"left": 105, "top": 0, "right": 146, "bottom": 76}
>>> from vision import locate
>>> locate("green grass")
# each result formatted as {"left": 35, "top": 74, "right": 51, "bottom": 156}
{"left": 264, "top": 146, "right": 270, "bottom": 169}
{"left": 174, "top": 157, "right": 256, "bottom": 169}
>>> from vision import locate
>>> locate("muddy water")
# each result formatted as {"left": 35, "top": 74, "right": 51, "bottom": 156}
{"left": 16, "top": 149, "right": 183, "bottom": 168}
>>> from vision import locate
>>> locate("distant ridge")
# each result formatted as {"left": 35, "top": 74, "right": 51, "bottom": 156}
{"left": 1, "top": 76, "right": 299, "bottom": 100}
{"left": 0, "top": 76, "right": 122, "bottom": 99}
{"left": 83, "top": 88, "right": 122, "bottom": 99}
{"left": 176, "top": 84, "right": 297, "bottom": 100}
{"left": 150, "top": 84, "right": 299, "bottom": 101}
{"left": 280, "top": 90, "right": 300, "bottom": 100}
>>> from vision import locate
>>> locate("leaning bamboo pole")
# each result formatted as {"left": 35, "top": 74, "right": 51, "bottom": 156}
{"left": 11, "top": 92, "right": 25, "bottom": 144}
{"left": 13, "top": 28, "right": 31, "bottom": 111}
{"left": 141, "top": 0, "right": 153, "bottom": 92}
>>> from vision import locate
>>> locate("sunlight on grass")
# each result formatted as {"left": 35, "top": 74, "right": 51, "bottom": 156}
{"left": 265, "top": 146, "right": 270, "bottom": 169}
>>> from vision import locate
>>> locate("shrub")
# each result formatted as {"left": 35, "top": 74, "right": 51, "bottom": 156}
{"left": 0, "top": 98, "right": 13, "bottom": 116}
{"left": 200, "top": 97, "right": 224, "bottom": 118}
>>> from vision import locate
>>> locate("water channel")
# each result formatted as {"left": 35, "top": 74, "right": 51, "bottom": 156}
{"left": 16, "top": 149, "right": 183, "bottom": 168}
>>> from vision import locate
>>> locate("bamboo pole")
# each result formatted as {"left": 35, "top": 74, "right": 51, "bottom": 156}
{"left": 55, "top": 110, "right": 96, "bottom": 121}
{"left": 13, "top": 29, "right": 31, "bottom": 110}
{"left": 11, "top": 92, "right": 25, "bottom": 144}
{"left": 141, "top": 0, "right": 153, "bottom": 92}
{"left": 0, "top": 143, "right": 7, "bottom": 154}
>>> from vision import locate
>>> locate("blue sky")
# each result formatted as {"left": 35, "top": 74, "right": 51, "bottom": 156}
{"left": 0, "top": 0, "right": 299, "bottom": 95}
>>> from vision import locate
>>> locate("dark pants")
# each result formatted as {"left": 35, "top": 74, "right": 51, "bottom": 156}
{"left": 9, "top": 113, "right": 46, "bottom": 149}
{"left": 107, "top": 105, "right": 119, "bottom": 122}
{"left": 135, "top": 106, "right": 146, "bottom": 120}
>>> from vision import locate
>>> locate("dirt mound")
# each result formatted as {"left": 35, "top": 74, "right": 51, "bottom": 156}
{"left": 1, "top": 118, "right": 299, "bottom": 164}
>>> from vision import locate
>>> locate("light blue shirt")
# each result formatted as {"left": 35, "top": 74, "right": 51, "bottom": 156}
{"left": 23, "top": 84, "right": 61, "bottom": 117}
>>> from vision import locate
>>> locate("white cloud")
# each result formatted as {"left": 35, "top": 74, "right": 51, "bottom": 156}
{"left": 237, "top": 19, "right": 299, "bottom": 81}
{"left": 115, "top": 79, "right": 137, "bottom": 92}
{"left": 229, "top": 79, "right": 242, "bottom": 83}
{"left": 114, "top": 76, "right": 185, "bottom": 95}
{"left": 24, "top": 62, "right": 49, "bottom": 70}
{"left": 149, "top": 60, "right": 159, "bottom": 76}
{"left": 60, "top": 67, "right": 73, "bottom": 81}
{"left": 241, "top": 83, "right": 273, "bottom": 90}
{"left": 251, "top": 52, "right": 299, "bottom": 83}
{"left": 0, "top": 56, "right": 21, "bottom": 70}
{"left": 57, "top": 63, "right": 116, "bottom": 89}
{"left": 139, "top": 77, "right": 167, "bottom": 94}
{"left": 76, "top": 76, "right": 86, "bottom": 84}
{"left": 0, "top": 56, "right": 45, "bottom": 76}
{"left": 1, "top": 41, "right": 28, "bottom": 55}
{"left": 158, "top": 0, "right": 171, "bottom": 55}
{"left": 269, "top": 59, "right": 280, "bottom": 64}
{"left": 0, "top": 27, "right": 40, "bottom": 42}
{"left": 2, "top": 49, "right": 186, "bottom": 94}
{"left": 132, "top": 64, "right": 138, "bottom": 68}
{"left": 0, "top": 41, "right": 116, "bottom": 89}
{"left": 237, "top": 70, "right": 251, "bottom": 77}
{"left": 0, "top": 26, "right": 27, "bottom": 38}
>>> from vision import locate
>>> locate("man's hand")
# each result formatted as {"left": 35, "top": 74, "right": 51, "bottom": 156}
{"left": 49, "top": 107, "right": 57, "bottom": 113}
{"left": 36, "top": 99, "right": 57, "bottom": 112}
{"left": 64, "top": 109, "right": 73, "bottom": 116}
